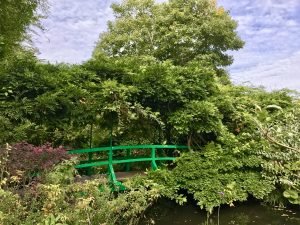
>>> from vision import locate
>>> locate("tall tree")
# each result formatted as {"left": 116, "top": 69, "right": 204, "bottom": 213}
{"left": 91, "top": 0, "right": 245, "bottom": 144}
{"left": 94, "top": 0, "right": 244, "bottom": 67}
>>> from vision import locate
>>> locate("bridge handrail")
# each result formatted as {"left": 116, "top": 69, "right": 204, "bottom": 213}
{"left": 74, "top": 157, "right": 177, "bottom": 169}
{"left": 68, "top": 144, "right": 188, "bottom": 154}
{"left": 68, "top": 144, "right": 188, "bottom": 191}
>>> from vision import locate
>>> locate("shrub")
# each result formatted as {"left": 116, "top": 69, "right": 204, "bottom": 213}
{"left": 0, "top": 159, "right": 167, "bottom": 225}
{"left": 1, "top": 142, "right": 70, "bottom": 186}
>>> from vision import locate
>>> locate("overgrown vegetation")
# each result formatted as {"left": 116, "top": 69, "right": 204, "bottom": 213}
{"left": 0, "top": 155, "right": 168, "bottom": 225}
{"left": 0, "top": 0, "right": 300, "bottom": 224}
{"left": 149, "top": 86, "right": 300, "bottom": 212}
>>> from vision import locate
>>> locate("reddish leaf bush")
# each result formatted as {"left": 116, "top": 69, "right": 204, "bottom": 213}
{"left": 4, "top": 142, "right": 70, "bottom": 185}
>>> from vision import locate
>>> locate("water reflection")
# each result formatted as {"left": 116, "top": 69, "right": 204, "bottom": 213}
{"left": 139, "top": 199, "right": 300, "bottom": 225}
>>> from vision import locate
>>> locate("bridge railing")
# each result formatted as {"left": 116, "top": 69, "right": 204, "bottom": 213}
{"left": 68, "top": 144, "right": 188, "bottom": 191}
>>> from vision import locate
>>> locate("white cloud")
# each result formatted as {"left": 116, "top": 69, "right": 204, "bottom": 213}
{"left": 231, "top": 51, "right": 300, "bottom": 91}
{"left": 219, "top": 0, "right": 300, "bottom": 91}
{"left": 33, "top": 0, "right": 118, "bottom": 64}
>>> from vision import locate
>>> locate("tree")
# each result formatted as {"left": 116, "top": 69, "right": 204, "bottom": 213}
{"left": 0, "top": 0, "right": 46, "bottom": 60}
{"left": 94, "top": 0, "right": 244, "bottom": 67}
{"left": 91, "top": 0, "right": 244, "bottom": 145}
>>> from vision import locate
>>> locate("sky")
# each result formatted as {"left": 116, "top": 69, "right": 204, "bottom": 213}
{"left": 33, "top": 0, "right": 300, "bottom": 91}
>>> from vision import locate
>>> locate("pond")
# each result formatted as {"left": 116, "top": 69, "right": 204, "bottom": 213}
{"left": 139, "top": 199, "right": 300, "bottom": 225}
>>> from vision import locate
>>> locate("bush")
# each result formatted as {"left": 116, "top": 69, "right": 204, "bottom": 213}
{"left": 0, "top": 159, "right": 167, "bottom": 225}
{"left": 1, "top": 142, "right": 70, "bottom": 186}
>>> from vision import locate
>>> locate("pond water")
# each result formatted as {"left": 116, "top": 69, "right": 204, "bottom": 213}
{"left": 139, "top": 199, "right": 300, "bottom": 225}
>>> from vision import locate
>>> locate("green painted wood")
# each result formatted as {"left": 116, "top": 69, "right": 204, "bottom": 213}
{"left": 155, "top": 157, "right": 176, "bottom": 161}
{"left": 75, "top": 157, "right": 176, "bottom": 169}
{"left": 69, "top": 144, "right": 188, "bottom": 191}
{"left": 110, "top": 144, "right": 188, "bottom": 150}
{"left": 108, "top": 163, "right": 126, "bottom": 191}
{"left": 87, "top": 152, "right": 93, "bottom": 175}
{"left": 126, "top": 149, "right": 131, "bottom": 172}
{"left": 68, "top": 144, "right": 188, "bottom": 154}
{"left": 113, "top": 157, "right": 153, "bottom": 164}
{"left": 109, "top": 146, "right": 113, "bottom": 164}
{"left": 108, "top": 164, "right": 117, "bottom": 183}
{"left": 88, "top": 152, "right": 93, "bottom": 161}
{"left": 151, "top": 160, "right": 158, "bottom": 170}
{"left": 112, "top": 157, "right": 176, "bottom": 164}
{"left": 151, "top": 148, "right": 157, "bottom": 170}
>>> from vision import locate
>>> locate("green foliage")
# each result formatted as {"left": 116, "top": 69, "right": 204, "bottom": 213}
{"left": 151, "top": 147, "right": 274, "bottom": 213}
{"left": 170, "top": 100, "right": 222, "bottom": 135}
{"left": 95, "top": 0, "right": 244, "bottom": 66}
{"left": 0, "top": 188, "right": 26, "bottom": 225}
{"left": 90, "top": 0, "right": 243, "bottom": 145}
{"left": 0, "top": 0, "right": 46, "bottom": 60}
{"left": 43, "top": 158, "right": 77, "bottom": 185}
{"left": 0, "top": 0, "right": 243, "bottom": 148}
{"left": 143, "top": 86, "right": 300, "bottom": 213}
{"left": 0, "top": 160, "right": 171, "bottom": 225}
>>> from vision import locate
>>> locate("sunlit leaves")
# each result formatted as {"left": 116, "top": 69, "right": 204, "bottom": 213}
{"left": 95, "top": 0, "right": 244, "bottom": 66}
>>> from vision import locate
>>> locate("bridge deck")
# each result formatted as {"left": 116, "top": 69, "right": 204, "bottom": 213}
{"left": 115, "top": 171, "right": 146, "bottom": 181}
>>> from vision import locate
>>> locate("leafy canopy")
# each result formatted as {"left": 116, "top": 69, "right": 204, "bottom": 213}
{"left": 94, "top": 0, "right": 244, "bottom": 66}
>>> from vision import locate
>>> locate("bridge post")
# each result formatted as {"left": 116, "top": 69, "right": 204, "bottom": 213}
{"left": 108, "top": 145, "right": 113, "bottom": 176}
{"left": 109, "top": 147, "right": 113, "bottom": 165}
{"left": 151, "top": 147, "right": 158, "bottom": 170}
{"left": 126, "top": 149, "right": 131, "bottom": 172}
{"left": 87, "top": 152, "right": 93, "bottom": 175}
{"left": 108, "top": 164, "right": 126, "bottom": 192}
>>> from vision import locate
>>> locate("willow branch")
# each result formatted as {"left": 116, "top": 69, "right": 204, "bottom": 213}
{"left": 252, "top": 117, "right": 300, "bottom": 152}
{"left": 264, "top": 132, "right": 300, "bottom": 153}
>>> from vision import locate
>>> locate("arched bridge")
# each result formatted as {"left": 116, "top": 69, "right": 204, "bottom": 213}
{"left": 68, "top": 145, "right": 188, "bottom": 191}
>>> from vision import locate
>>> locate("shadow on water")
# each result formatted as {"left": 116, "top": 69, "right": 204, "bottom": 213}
{"left": 139, "top": 199, "right": 300, "bottom": 225}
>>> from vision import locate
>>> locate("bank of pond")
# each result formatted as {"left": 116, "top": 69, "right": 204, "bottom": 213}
{"left": 139, "top": 198, "right": 300, "bottom": 225}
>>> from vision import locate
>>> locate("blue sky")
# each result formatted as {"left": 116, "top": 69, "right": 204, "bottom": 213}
{"left": 33, "top": 0, "right": 300, "bottom": 91}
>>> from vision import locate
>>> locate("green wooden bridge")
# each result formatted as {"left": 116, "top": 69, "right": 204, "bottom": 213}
{"left": 68, "top": 145, "right": 188, "bottom": 191}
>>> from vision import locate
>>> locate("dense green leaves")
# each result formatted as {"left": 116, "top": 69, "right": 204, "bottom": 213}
{"left": 95, "top": 0, "right": 244, "bottom": 66}
{"left": 0, "top": 159, "right": 168, "bottom": 225}
{"left": 170, "top": 100, "right": 222, "bottom": 135}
